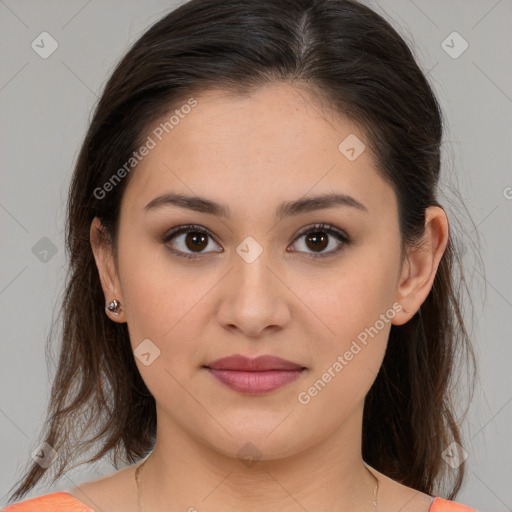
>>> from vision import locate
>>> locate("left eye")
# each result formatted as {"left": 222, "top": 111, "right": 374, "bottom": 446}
{"left": 290, "top": 223, "right": 350, "bottom": 258}
{"left": 162, "top": 223, "right": 350, "bottom": 260}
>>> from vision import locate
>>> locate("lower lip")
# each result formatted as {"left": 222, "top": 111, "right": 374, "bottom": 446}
{"left": 206, "top": 368, "right": 305, "bottom": 394}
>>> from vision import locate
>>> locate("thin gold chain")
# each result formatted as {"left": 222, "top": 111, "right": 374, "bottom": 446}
{"left": 135, "top": 456, "right": 149, "bottom": 512}
{"left": 367, "top": 463, "right": 379, "bottom": 510}
{"left": 135, "top": 455, "right": 379, "bottom": 511}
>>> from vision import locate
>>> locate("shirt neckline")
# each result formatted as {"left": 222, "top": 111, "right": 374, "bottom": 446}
{"left": 59, "top": 492, "right": 443, "bottom": 511}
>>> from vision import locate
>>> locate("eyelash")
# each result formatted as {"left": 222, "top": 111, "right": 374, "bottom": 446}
{"left": 161, "top": 223, "right": 350, "bottom": 261}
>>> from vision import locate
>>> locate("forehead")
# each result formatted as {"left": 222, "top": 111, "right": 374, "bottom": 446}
{"left": 121, "top": 83, "right": 396, "bottom": 220}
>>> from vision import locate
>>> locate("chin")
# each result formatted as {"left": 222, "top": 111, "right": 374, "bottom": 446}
{"left": 193, "top": 414, "right": 317, "bottom": 463}
{"left": 205, "top": 434, "right": 306, "bottom": 464}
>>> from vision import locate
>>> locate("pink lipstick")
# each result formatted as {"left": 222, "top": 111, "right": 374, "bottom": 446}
{"left": 205, "top": 354, "right": 305, "bottom": 394}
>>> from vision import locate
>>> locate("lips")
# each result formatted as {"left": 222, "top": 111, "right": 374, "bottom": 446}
{"left": 204, "top": 354, "right": 306, "bottom": 394}
{"left": 206, "top": 354, "right": 304, "bottom": 371}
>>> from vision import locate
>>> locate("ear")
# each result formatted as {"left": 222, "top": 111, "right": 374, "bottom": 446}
{"left": 392, "top": 206, "right": 449, "bottom": 326}
{"left": 90, "top": 216, "right": 126, "bottom": 323}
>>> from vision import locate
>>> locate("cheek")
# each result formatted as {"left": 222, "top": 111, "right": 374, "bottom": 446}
{"left": 118, "top": 265, "right": 205, "bottom": 404}
{"left": 116, "top": 239, "right": 185, "bottom": 349}
{"left": 296, "top": 280, "right": 392, "bottom": 415}
{"left": 117, "top": 233, "right": 176, "bottom": 323}
{"left": 299, "top": 260, "right": 397, "bottom": 344}
{"left": 294, "top": 245, "right": 399, "bottom": 389}
{"left": 117, "top": 241, "right": 217, "bottom": 371}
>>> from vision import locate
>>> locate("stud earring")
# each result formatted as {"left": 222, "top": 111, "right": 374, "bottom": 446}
{"left": 106, "top": 299, "right": 121, "bottom": 316}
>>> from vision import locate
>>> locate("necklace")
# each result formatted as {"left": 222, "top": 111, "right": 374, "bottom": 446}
{"left": 135, "top": 455, "right": 379, "bottom": 511}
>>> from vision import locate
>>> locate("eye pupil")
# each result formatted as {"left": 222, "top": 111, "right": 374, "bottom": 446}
{"left": 185, "top": 232, "right": 208, "bottom": 251}
{"left": 306, "top": 232, "right": 328, "bottom": 251}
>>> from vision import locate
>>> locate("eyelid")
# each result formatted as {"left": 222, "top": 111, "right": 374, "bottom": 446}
{"left": 162, "top": 224, "right": 218, "bottom": 243}
{"left": 161, "top": 224, "right": 221, "bottom": 260}
{"left": 293, "top": 223, "right": 348, "bottom": 243}
{"left": 161, "top": 222, "right": 350, "bottom": 260}
{"left": 288, "top": 223, "right": 350, "bottom": 259}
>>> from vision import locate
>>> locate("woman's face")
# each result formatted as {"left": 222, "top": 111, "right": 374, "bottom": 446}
{"left": 95, "top": 83, "right": 411, "bottom": 460}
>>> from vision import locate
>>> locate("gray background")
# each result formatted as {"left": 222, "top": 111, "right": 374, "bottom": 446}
{"left": 1, "top": 0, "right": 511, "bottom": 510}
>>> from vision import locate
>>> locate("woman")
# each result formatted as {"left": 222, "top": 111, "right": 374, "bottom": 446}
{"left": 3, "top": 0, "right": 478, "bottom": 510}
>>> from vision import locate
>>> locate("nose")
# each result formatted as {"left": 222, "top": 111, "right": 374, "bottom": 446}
{"left": 216, "top": 241, "right": 292, "bottom": 339}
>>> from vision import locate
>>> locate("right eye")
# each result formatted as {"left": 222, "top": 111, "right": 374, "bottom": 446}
{"left": 162, "top": 224, "right": 222, "bottom": 260}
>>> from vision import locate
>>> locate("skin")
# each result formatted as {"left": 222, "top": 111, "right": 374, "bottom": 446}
{"left": 72, "top": 82, "right": 448, "bottom": 512}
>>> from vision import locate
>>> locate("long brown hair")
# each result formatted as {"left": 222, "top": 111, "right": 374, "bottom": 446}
{"left": 6, "top": 0, "right": 478, "bottom": 504}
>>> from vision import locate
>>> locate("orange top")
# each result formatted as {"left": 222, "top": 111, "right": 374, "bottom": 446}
{"left": 1, "top": 492, "right": 479, "bottom": 511}
{"left": 1, "top": 492, "right": 94, "bottom": 511}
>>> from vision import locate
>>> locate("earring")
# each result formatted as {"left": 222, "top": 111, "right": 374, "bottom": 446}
{"left": 106, "top": 299, "right": 121, "bottom": 316}
{"left": 402, "top": 308, "right": 416, "bottom": 316}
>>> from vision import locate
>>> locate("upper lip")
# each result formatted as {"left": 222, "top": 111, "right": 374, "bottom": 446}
{"left": 205, "top": 354, "right": 304, "bottom": 371}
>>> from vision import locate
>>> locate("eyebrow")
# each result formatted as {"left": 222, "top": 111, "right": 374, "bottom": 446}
{"left": 144, "top": 191, "right": 368, "bottom": 220}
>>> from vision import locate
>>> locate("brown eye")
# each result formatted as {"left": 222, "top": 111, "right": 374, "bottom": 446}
{"left": 162, "top": 224, "right": 221, "bottom": 260}
{"left": 290, "top": 223, "right": 350, "bottom": 259}
{"left": 304, "top": 231, "right": 329, "bottom": 252}
{"left": 162, "top": 223, "right": 350, "bottom": 261}
{"left": 183, "top": 232, "right": 208, "bottom": 252}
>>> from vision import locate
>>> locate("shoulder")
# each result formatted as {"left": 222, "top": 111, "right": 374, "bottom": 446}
{"left": 1, "top": 492, "right": 95, "bottom": 512}
{"left": 429, "top": 497, "right": 479, "bottom": 512}
{"left": 366, "top": 465, "right": 478, "bottom": 512}
{"left": 2, "top": 460, "right": 141, "bottom": 512}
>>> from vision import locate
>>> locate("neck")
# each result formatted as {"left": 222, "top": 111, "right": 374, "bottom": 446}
{"left": 136, "top": 404, "right": 378, "bottom": 512}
